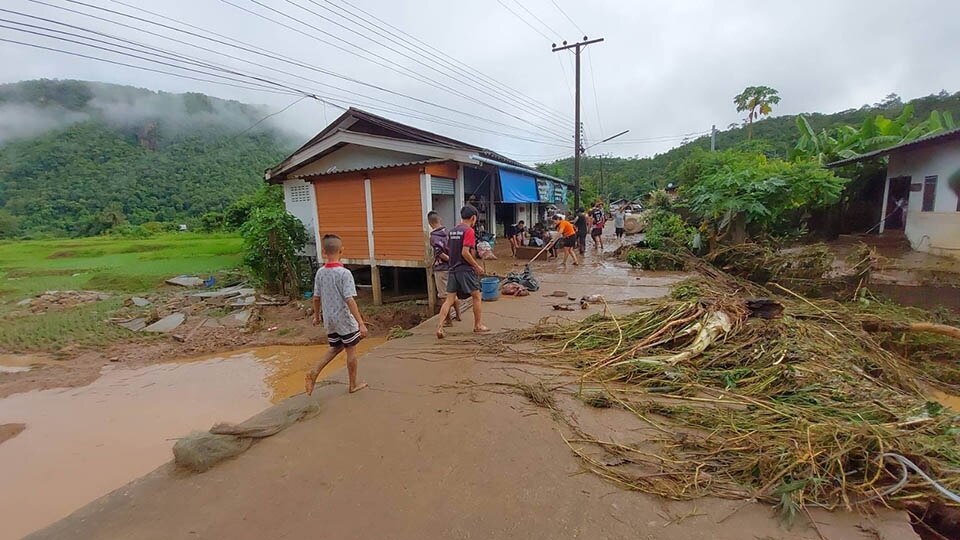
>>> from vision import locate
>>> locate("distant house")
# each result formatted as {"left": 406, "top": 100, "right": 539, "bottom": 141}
{"left": 264, "top": 108, "right": 572, "bottom": 304}
{"left": 828, "top": 129, "right": 960, "bottom": 259}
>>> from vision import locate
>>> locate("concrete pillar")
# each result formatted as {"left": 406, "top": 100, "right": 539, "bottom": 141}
{"left": 392, "top": 266, "right": 401, "bottom": 295}
{"left": 455, "top": 164, "right": 465, "bottom": 210}
{"left": 879, "top": 176, "right": 891, "bottom": 234}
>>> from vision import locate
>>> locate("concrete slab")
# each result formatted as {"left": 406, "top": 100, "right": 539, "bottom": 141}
{"left": 131, "top": 297, "right": 151, "bottom": 308}
{"left": 165, "top": 276, "right": 204, "bottom": 288}
{"left": 116, "top": 318, "right": 148, "bottom": 332}
{"left": 140, "top": 313, "right": 185, "bottom": 333}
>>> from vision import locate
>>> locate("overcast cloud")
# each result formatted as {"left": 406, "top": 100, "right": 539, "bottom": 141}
{"left": 2, "top": 0, "right": 959, "bottom": 163}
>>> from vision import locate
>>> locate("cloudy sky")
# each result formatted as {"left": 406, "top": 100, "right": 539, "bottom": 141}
{"left": 2, "top": 0, "right": 959, "bottom": 163}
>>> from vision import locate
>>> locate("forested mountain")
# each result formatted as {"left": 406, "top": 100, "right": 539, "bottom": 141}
{"left": 0, "top": 79, "right": 297, "bottom": 237}
{"left": 538, "top": 90, "right": 960, "bottom": 201}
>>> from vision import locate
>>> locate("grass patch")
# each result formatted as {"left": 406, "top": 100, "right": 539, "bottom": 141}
{"left": 387, "top": 325, "right": 413, "bottom": 340}
{"left": 0, "top": 233, "right": 243, "bottom": 303}
{"left": 0, "top": 299, "right": 143, "bottom": 352}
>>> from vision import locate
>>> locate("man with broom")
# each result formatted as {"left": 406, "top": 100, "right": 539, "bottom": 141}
{"left": 436, "top": 205, "right": 489, "bottom": 339}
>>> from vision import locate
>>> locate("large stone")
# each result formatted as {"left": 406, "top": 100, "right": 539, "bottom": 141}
{"left": 131, "top": 297, "right": 151, "bottom": 307}
{"left": 219, "top": 310, "right": 251, "bottom": 328}
{"left": 141, "top": 313, "right": 186, "bottom": 333}
{"left": 166, "top": 276, "right": 204, "bottom": 288}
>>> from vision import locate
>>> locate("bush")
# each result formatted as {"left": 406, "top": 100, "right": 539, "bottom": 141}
{"left": 625, "top": 249, "right": 687, "bottom": 271}
{"left": 106, "top": 224, "right": 152, "bottom": 238}
{"left": 644, "top": 211, "right": 694, "bottom": 251}
{"left": 240, "top": 207, "right": 308, "bottom": 295}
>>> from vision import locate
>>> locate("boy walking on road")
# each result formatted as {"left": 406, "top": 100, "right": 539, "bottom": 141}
{"left": 306, "top": 234, "right": 368, "bottom": 396}
{"left": 428, "top": 211, "right": 461, "bottom": 327}
{"left": 553, "top": 214, "right": 580, "bottom": 266}
{"left": 589, "top": 202, "right": 605, "bottom": 251}
{"left": 437, "top": 205, "right": 489, "bottom": 339}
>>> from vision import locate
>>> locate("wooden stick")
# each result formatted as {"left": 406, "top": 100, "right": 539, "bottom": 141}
{"left": 529, "top": 237, "right": 560, "bottom": 264}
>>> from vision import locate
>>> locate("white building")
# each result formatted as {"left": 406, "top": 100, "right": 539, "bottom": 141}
{"left": 830, "top": 129, "right": 960, "bottom": 259}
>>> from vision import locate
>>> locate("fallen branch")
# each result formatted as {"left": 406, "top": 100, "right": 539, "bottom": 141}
{"left": 861, "top": 320, "right": 960, "bottom": 341}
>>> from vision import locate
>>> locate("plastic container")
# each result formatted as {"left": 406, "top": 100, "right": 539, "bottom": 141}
{"left": 480, "top": 277, "right": 501, "bottom": 301}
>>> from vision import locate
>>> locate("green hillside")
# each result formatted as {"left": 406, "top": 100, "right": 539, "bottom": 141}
{"left": 0, "top": 79, "right": 297, "bottom": 237}
{"left": 538, "top": 90, "right": 960, "bottom": 200}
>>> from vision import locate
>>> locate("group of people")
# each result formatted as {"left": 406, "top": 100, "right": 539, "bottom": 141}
{"left": 512, "top": 202, "right": 628, "bottom": 265}
{"left": 304, "top": 202, "right": 630, "bottom": 397}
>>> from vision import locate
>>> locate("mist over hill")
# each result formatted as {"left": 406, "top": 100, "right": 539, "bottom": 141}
{"left": 0, "top": 79, "right": 300, "bottom": 237}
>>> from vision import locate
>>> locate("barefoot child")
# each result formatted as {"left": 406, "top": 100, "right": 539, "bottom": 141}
{"left": 305, "top": 234, "right": 369, "bottom": 395}
{"left": 428, "top": 211, "right": 461, "bottom": 327}
{"left": 436, "top": 205, "right": 488, "bottom": 339}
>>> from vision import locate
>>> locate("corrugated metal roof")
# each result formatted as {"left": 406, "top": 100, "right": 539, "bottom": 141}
{"left": 826, "top": 128, "right": 960, "bottom": 167}
{"left": 292, "top": 159, "right": 446, "bottom": 179}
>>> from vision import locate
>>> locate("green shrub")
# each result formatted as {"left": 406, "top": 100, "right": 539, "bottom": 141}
{"left": 240, "top": 208, "right": 308, "bottom": 295}
{"left": 644, "top": 211, "right": 694, "bottom": 251}
{"left": 625, "top": 249, "right": 687, "bottom": 271}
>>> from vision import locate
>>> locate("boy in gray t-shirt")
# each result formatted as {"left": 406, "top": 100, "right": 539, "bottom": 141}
{"left": 306, "top": 234, "right": 369, "bottom": 396}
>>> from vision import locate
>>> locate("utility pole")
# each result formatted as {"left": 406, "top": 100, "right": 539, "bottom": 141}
{"left": 553, "top": 36, "right": 604, "bottom": 212}
{"left": 710, "top": 124, "right": 717, "bottom": 152}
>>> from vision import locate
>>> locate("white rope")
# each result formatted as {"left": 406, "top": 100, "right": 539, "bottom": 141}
{"left": 869, "top": 453, "right": 960, "bottom": 504}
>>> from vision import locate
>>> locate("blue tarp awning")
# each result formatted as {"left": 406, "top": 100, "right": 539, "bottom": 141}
{"left": 499, "top": 168, "right": 539, "bottom": 203}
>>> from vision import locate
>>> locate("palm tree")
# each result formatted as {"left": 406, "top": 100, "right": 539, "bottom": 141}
{"left": 734, "top": 86, "right": 781, "bottom": 140}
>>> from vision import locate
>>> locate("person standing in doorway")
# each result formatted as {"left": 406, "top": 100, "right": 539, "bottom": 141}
{"left": 553, "top": 214, "right": 580, "bottom": 266}
{"left": 612, "top": 204, "right": 627, "bottom": 244}
{"left": 589, "top": 201, "right": 605, "bottom": 251}
{"left": 437, "top": 205, "right": 489, "bottom": 339}
{"left": 573, "top": 207, "right": 589, "bottom": 256}
{"left": 428, "top": 211, "right": 461, "bottom": 327}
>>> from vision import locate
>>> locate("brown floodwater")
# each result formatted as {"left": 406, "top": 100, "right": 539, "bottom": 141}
{"left": 0, "top": 339, "right": 385, "bottom": 540}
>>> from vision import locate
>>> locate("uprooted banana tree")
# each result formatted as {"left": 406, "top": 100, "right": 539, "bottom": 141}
{"left": 510, "top": 272, "right": 960, "bottom": 516}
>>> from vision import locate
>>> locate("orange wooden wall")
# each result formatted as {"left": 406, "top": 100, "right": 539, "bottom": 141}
{"left": 314, "top": 177, "right": 369, "bottom": 260}
{"left": 370, "top": 168, "right": 424, "bottom": 261}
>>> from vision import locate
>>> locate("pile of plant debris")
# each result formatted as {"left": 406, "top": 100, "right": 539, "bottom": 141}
{"left": 510, "top": 264, "right": 960, "bottom": 518}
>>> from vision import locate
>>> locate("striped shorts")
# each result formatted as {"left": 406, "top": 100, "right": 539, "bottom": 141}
{"left": 327, "top": 330, "right": 362, "bottom": 348}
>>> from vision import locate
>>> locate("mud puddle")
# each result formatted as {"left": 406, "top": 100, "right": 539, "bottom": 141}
{"left": 0, "top": 339, "right": 385, "bottom": 539}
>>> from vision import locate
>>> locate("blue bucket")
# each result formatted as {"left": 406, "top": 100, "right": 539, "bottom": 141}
{"left": 480, "top": 277, "right": 500, "bottom": 301}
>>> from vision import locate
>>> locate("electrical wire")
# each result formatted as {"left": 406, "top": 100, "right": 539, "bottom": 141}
{"left": 0, "top": 37, "right": 299, "bottom": 97}
{"left": 495, "top": 0, "right": 552, "bottom": 42}
{"left": 285, "top": 0, "right": 570, "bottom": 131}
{"left": 507, "top": 0, "right": 564, "bottom": 41}
{"left": 330, "top": 0, "right": 570, "bottom": 122}
{"left": 21, "top": 0, "right": 570, "bottom": 145}
{"left": 227, "top": 0, "right": 572, "bottom": 139}
{"left": 549, "top": 0, "right": 585, "bottom": 36}
{"left": 0, "top": 15, "right": 573, "bottom": 146}
{"left": 307, "top": 0, "right": 571, "bottom": 124}
{"left": 586, "top": 48, "right": 604, "bottom": 138}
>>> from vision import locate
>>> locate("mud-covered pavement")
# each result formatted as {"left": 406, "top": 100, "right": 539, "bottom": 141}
{"left": 23, "top": 251, "right": 919, "bottom": 540}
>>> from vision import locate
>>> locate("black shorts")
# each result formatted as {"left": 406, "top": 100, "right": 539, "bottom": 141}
{"left": 615, "top": 227, "right": 625, "bottom": 237}
{"left": 590, "top": 228, "right": 603, "bottom": 238}
{"left": 328, "top": 330, "right": 362, "bottom": 348}
{"left": 447, "top": 270, "right": 480, "bottom": 299}
{"left": 562, "top": 236, "right": 578, "bottom": 248}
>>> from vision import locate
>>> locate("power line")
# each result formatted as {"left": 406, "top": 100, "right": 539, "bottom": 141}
{"left": 495, "top": 0, "right": 552, "bottom": 42}
{"left": 23, "top": 0, "right": 569, "bottom": 145}
{"left": 285, "top": 0, "right": 570, "bottom": 130}
{"left": 507, "top": 0, "right": 564, "bottom": 41}
{"left": 0, "top": 14, "right": 573, "bottom": 146}
{"left": 549, "top": 0, "right": 585, "bottom": 36}
{"left": 586, "top": 48, "right": 604, "bottom": 137}
{"left": 330, "top": 0, "right": 571, "bottom": 122}
{"left": 225, "top": 0, "right": 571, "bottom": 139}
{"left": 0, "top": 37, "right": 299, "bottom": 97}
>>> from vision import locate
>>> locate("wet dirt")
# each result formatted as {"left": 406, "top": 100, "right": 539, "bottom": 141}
{"left": 0, "top": 339, "right": 385, "bottom": 540}
{"left": 927, "top": 385, "right": 960, "bottom": 412}
{"left": 0, "top": 353, "right": 54, "bottom": 374}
